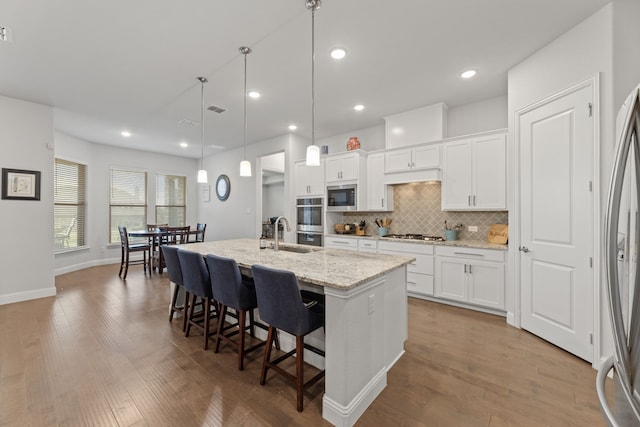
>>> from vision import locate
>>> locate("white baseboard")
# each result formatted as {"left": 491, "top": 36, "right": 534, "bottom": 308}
{"left": 0, "top": 286, "right": 57, "bottom": 305}
{"left": 506, "top": 311, "right": 516, "bottom": 327}
{"left": 55, "top": 257, "right": 120, "bottom": 276}
{"left": 322, "top": 367, "right": 387, "bottom": 427}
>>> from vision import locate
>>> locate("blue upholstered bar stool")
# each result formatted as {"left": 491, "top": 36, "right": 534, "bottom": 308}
{"left": 161, "top": 245, "right": 185, "bottom": 328}
{"left": 251, "top": 264, "right": 325, "bottom": 412}
{"left": 206, "top": 254, "right": 268, "bottom": 370}
{"left": 177, "top": 249, "right": 217, "bottom": 350}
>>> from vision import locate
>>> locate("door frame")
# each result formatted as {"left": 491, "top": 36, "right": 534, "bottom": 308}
{"left": 510, "top": 74, "right": 601, "bottom": 368}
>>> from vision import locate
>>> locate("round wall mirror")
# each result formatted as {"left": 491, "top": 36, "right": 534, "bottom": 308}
{"left": 215, "top": 174, "right": 231, "bottom": 201}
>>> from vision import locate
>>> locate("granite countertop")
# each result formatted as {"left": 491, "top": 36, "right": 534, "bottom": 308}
{"left": 326, "top": 233, "right": 508, "bottom": 251}
{"left": 177, "top": 238, "right": 414, "bottom": 291}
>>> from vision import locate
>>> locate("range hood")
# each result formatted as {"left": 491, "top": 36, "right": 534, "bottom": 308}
{"left": 383, "top": 167, "right": 441, "bottom": 185}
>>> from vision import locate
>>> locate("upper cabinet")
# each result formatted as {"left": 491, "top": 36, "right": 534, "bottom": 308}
{"left": 385, "top": 144, "right": 440, "bottom": 173}
{"left": 441, "top": 132, "right": 507, "bottom": 211}
{"left": 384, "top": 103, "right": 447, "bottom": 149}
{"left": 295, "top": 159, "right": 324, "bottom": 197}
{"left": 325, "top": 151, "right": 363, "bottom": 183}
{"left": 367, "top": 152, "right": 393, "bottom": 211}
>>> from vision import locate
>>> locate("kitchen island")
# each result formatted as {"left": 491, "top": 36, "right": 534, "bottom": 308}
{"left": 178, "top": 239, "right": 414, "bottom": 427}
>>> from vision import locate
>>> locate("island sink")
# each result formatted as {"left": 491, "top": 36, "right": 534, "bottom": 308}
{"left": 277, "top": 245, "right": 322, "bottom": 254}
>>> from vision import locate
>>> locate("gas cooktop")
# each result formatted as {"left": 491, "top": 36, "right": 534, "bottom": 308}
{"left": 382, "top": 233, "right": 444, "bottom": 242}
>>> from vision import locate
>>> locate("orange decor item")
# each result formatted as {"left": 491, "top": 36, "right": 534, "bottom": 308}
{"left": 347, "top": 137, "right": 361, "bottom": 151}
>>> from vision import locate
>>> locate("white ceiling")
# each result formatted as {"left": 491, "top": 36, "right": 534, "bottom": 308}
{"left": 1, "top": 0, "right": 609, "bottom": 159}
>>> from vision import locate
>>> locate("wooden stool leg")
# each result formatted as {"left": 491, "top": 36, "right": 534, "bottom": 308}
{"left": 296, "top": 335, "right": 304, "bottom": 412}
{"left": 215, "top": 305, "right": 227, "bottom": 353}
{"left": 169, "top": 284, "right": 180, "bottom": 322}
{"left": 238, "top": 310, "right": 246, "bottom": 370}
{"left": 203, "top": 297, "right": 210, "bottom": 350}
{"left": 185, "top": 294, "right": 197, "bottom": 337}
{"left": 260, "top": 327, "right": 275, "bottom": 385}
{"left": 249, "top": 309, "right": 255, "bottom": 337}
{"left": 182, "top": 291, "right": 190, "bottom": 332}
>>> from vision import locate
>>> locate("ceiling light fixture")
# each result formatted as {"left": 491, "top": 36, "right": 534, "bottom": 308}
{"left": 248, "top": 91, "right": 261, "bottom": 99}
{"left": 330, "top": 47, "right": 346, "bottom": 59}
{"left": 239, "top": 46, "right": 252, "bottom": 177}
{"left": 121, "top": 130, "right": 131, "bottom": 137}
{"left": 354, "top": 104, "right": 365, "bottom": 111}
{"left": 305, "top": 0, "right": 321, "bottom": 167}
{"left": 180, "top": 141, "right": 188, "bottom": 148}
{"left": 288, "top": 124, "right": 297, "bottom": 131}
{"left": 196, "top": 76, "right": 208, "bottom": 183}
{"left": 460, "top": 69, "right": 477, "bottom": 79}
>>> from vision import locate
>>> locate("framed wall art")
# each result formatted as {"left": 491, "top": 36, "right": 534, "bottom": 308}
{"left": 2, "top": 168, "right": 41, "bottom": 201}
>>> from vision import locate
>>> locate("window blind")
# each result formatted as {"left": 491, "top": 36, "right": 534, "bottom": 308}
{"left": 155, "top": 174, "right": 186, "bottom": 226}
{"left": 54, "top": 158, "right": 86, "bottom": 251}
{"left": 110, "top": 168, "right": 147, "bottom": 243}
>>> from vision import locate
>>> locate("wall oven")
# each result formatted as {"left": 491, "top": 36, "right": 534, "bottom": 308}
{"left": 327, "top": 184, "right": 357, "bottom": 211}
{"left": 296, "top": 197, "right": 323, "bottom": 246}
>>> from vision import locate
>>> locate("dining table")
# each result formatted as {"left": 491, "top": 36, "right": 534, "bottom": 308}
{"left": 127, "top": 228, "right": 200, "bottom": 273}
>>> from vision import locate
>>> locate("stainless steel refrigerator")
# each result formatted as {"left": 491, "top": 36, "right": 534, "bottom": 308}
{"left": 598, "top": 84, "right": 640, "bottom": 426}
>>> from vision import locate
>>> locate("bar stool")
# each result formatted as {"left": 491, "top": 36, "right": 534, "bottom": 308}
{"left": 251, "top": 264, "right": 325, "bottom": 412}
{"left": 161, "top": 245, "right": 185, "bottom": 328}
{"left": 206, "top": 254, "right": 268, "bottom": 370}
{"left": 117, "top": 226, "right": 151, "bottom": 279}
{"left": 177, "top": 249, "right": 217, "bottom": 350}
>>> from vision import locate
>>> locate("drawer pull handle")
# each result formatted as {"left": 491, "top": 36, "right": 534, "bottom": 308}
{"left": 453, "top": 252, "right": 484, "bottom": 257}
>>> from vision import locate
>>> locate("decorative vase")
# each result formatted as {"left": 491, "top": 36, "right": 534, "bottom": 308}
{"left": 347, "top": 137, "right": 361, "bottom": 151}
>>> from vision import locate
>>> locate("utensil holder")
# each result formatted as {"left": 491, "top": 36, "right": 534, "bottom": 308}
{"left": 445, "top": 229, "right": 458, "bottom": 241}
{"left": 378, "top": 227, "right": 388, "bottom": 237}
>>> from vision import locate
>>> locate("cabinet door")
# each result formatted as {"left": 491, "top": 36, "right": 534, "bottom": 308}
{"left": 407, "top": 272, "right": 434, "bottom": 296}
{"left": 306, "top": 161, "right": 324, "bottom": 196}
{"left": 325, "top": 157, "right": 342, "bottom": 182}
{"left": 412, "top": 145, "right": 440, "bottom": 169}
{"left": 340, "top": 153, "right": 359, "bottom": 181}
{"left": 435, "top": 256, "right": 468, "bottom": 302}
{"left": 468, "top": 260, "right": 504, "bottom": 310}
{"left": 367, "top": 153, "right": 392, "bottom": 210}
{"left": 441, "top": 140, "right": 472, "bottom": 210}
{"left": 472, "top": 134, "right": 506, "bottom": 210}
{"left": 384, "top": 149, "right": 412, "bottom": 173}
{"left": 295, "top": 162, "right": 309, "bottom": 196}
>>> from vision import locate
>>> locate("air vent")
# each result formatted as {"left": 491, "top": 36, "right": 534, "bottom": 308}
{"left": 178, "top": 119, "right": 198, "bottom": 126}
{"left": 207, "top": 105, "right": 226, "bottom": 114}
{"left": 0, "top": 26, "right": 12, "bottom": 42}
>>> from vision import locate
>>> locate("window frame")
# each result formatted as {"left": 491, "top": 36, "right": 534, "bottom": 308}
{"left": 54, "top": 157, "right": 88, "bottom": 253}
{"left": 109, "top": 167, "right": 148, "bottom": 243}
{"left": 155, "top": 173, "right": 187, "bottom": 226}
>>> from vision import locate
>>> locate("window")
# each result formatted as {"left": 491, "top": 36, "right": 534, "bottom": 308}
{"left": 54, "top": 159, "right": 87, "bottom": 251}
{"left": 110, "top": 168, "right": 147, "bottom": 243}
{"left": 156, "top": 174, "right": 186, "bottom": 226}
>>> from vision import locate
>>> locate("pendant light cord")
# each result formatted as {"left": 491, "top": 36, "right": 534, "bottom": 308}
{"left": 244, "top": 50, "right": 248, "bottom": 160}
{"left": 201, "top": 79, "right": 205, "bottom": 169}
{"left": 311, "top": 5, "right": 316, "bottom": 146}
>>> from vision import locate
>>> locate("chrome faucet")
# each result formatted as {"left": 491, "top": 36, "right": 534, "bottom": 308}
{"left": 273, "top": 216, "right": 291, "bottom": 251}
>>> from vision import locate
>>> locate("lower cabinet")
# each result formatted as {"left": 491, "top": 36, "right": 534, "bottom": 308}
{"left": 324, "top": 236, "right": 358, "bottom": 250}
{"left": 378, "top": 240, "right": 434, "bottom": 296}
{"left": 434, "top": 246, "right": 505, "bottom": 310}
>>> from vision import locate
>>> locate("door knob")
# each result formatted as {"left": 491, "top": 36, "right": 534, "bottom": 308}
{"left": 519, "top": 246, "right": 530, "bottom": 253}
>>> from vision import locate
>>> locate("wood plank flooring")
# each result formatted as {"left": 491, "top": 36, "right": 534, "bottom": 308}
{"left": 0, "top": 265, "right": 607, "bottom": 426}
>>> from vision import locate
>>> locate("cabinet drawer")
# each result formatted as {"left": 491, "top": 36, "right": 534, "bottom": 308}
{"left": 378, "top": 241, "right": 434, "bottom": 255}
{"left": 435, "top": 246, "right": 505, "bottom": 262}
{"left": 406, "top": 253, "right": 433, "bottom": 275}
{"left": 325, "top": 236, "right": 358, "bottom": 250}
{"left": 407, "top": 272, "right": 433, "bottom": 296}
{"left": 358, "top": 239, "right": 378, "bottom": 253}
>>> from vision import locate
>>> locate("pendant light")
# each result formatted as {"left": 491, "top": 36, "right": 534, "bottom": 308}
{"left": 239, "top": 46, "right": 252, "bottom": 177}
{"left": 196, "top": 76, "right": 208, "bottom": 183}
{"left": 305, "top": 0, "right": 321, "bottom": 166}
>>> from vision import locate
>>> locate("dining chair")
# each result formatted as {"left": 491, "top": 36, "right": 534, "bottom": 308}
{"left": 250, "top": 264, "right": 325, "bottom": 412}
{"left": 166, "top": 226, "right": 191, "bottom": 245}
{"left": 161, "top": 245, "right": 185, "bottom": 328}
{"left": 177, "top": 249, "right": 217, "bottom": 349}
{"left": 195, "top": 223, "right": 207, "bottom": 243}
{"left": 117, "top": 226, "right": 151, "bottom": 279}
{"left": 206, "top": 254, "right": 268, "bottom": 370}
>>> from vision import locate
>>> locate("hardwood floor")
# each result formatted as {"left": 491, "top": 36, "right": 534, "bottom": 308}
{"left": 0, "top": 265, "right": 607, "bottom": 426}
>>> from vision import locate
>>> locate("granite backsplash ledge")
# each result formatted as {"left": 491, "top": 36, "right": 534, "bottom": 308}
{"left": 343, "top": 182, "right": 508, "bottom": 240}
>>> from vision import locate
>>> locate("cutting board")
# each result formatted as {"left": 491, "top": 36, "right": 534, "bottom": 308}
{"left": 487, "top": 224, "right": 508, "bottom": 244}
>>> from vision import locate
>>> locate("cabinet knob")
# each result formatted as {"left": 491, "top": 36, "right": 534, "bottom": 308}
{"left": 381, "top": 198, "right": 384, "bottom": 207}
{"left": 468, "top": 195, "right": 471, "bottom": 206}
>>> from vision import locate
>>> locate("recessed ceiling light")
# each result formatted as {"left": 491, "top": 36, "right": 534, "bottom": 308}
{"left": 121, "top": 131, "right": 131, "bottom": 137}
{"left": 288, "top": 124, "right": 297, "bottom": 131}
{"left": 353, "top": 104, "right": 365, "bottom": 111}
{"left": 179, "top": 141, "right": 188, "bottom": 148}
{"left": 330, "top": 48, "right": 347, "bottom": 60}
{"left": 248, "top": 91, "right": 261, "bottom": 99}
{"left": 460, "top": 69, "right": 477, "bottom": 79}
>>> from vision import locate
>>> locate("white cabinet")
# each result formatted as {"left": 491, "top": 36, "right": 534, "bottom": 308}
{"left": 367, "top": 153, "right": 393, "bottom": 211}
{"left": 357, "top": 239, "right": 378, "bottom": 253}
{"left": 295, "top": 160, "right": 324, "bottom": 196}
{"left": 324, "top": 235, "right": 358, "bottom": 250}
{"left": 378, "top": 241, "right": 434, "bottom": 296}
{"left": 325, "top": 152, "right": 361, "bottom": 183}
{"left": 441, "top": 132, "right": 506, "bottom": 210}
{"left": 384, "top": 144, "right": 440, "bottom": 173}
{"left": 434, "top": 246, "right": 505, "bottom": 310}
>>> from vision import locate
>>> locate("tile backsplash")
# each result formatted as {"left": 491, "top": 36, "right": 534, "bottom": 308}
{"left": 343, "top": 182, "right": 508, "bottom": 240}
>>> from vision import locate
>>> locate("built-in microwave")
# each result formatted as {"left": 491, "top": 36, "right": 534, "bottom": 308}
{"left": 327, "top": 184, "right": 357, "bottom": 211}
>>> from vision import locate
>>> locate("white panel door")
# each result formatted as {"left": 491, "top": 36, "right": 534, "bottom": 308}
{"left": 519, "top": 83, "right": 594, "bottom": 362}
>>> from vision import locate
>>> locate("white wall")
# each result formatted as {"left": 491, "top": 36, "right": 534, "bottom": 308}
{"left": 54, "top": 132, "right": 199, "bottom": 275}
{"left": 613, "top": 0, "right": 640, "bottom": 109}
{"left": 507, "top": 4, "right": 614, "bottom": 364}
{"left": 263, "top": 182, "right": 285, "bottom": 219}
{"left": 0, "top": 95, "right": 56, "bottom": 304}
{"left": 447, "top": 95, "right": 508, "bottom": 137}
